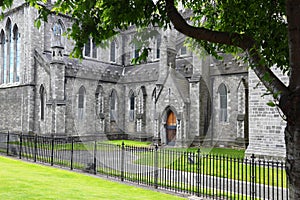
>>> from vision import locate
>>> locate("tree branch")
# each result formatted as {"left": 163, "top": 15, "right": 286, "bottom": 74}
{"left": 165, "top": 0, "right": 289, "bottom": 113}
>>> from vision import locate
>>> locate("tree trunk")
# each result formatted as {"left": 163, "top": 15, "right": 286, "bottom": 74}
{"left": 284, "top": 90, "right": 300, "bottom": 199}
{"left": 283, "top": 1, "right": 300, "bottom": 199}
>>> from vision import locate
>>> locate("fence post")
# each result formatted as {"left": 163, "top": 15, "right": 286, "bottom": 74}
{"left": 34, "top": 134, "right": 37, "bottom": 162}
{"left": 154, "top": 144, "right": 159, "bottom": 189}
{"left": 6, "top": 131, "right": 9, "bottom": 156}
{"left": 70, "top": 136, "right": 74, "bottom": 170}
{"left": 51, "top": 134, "right": 54, "bottom": 166}
{"left": 19, "top": 133, "right": 22, "bottom": 159}
{"left": 251, "top": 154, "right": 256, "bottom": 200}
{"left": 93, "top": 140, "right": 97, "bottom": 175}
{"left": 197, "top": 149, "right": 201, "bottom": 197}
{"left": 121, "top": 141, "right": 125, "bottom": 181}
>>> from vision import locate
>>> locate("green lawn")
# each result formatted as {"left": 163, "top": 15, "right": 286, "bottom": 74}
{"left": 103, "top": 139, "right": 152, "bottom": 147}
{"left": 0, "top": 156, "right": 184, "bottom": 200}
{"left": 135, "top": 148, "right": 287, "bottom": 188}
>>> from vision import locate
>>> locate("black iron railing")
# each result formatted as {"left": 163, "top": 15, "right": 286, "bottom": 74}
{"left": 0, "top": 132, "right": 288, "bottom": 199}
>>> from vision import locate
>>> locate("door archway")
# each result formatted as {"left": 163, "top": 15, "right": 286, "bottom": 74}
{"left": 166, "top": 110, "right": 176, "bottom": 145}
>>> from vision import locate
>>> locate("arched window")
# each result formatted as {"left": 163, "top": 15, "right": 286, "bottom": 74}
{"left": 136, "top": 86, "right": 147, "bottom": 132}
{"left": 133, "top": 43, "right": 139, "bottom": 59}
{"left": 92, "top": 39, "right": 97, "bottom": 58}
{"left": 180, "top": 45, "right": 187, "bottom": 55}
{"left": 84, "top": 38, "right": 97, "bottom": 58}
{"left": 129, "top": 90, "right": 135, "bottom": 121}
{"left": 237, "top": 79, "right": 247, "bottom": 138}
{"left": 52, "top": 20, "right": 64, "bottom": 47}
{"left": 219, "top": 83, "right": 228, "bottom": 122}
{"left": 110, "top": 90, "right": 118, "bottom": 121}
{"left": 40, "top": 85, "right": 45, "bottom": 120}
{"left": 78, "top": 86, "right": 85, "bottom": 120}
{"left": 6, "top": 19, "right": 12, "bottom": 83}
{"left": 84, "top": 38, "right": 91, "bottom": 57}
{"left": 0, "top": 30, "right": 5, "bottom": 84}
{"left": 156, "top": 35, "right": 161, "bottom": 59}
{"left": 13, "top": 25, "right": 20, "bottom": 82}
{"left": 95, "top": 85, "right": 104, "bottom": 115}
{"left": 110, "top": 41, "right": 116, "bottom": 62}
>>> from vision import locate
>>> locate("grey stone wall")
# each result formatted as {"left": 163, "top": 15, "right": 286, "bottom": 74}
{"left": 0, "top": 83, "right": 37, "bottom": 134}
{"left": 209, "top": 56, "right": 248, "bottom": 147}
{"left": 246, "top": 69, "right": 287, "bottom": 160}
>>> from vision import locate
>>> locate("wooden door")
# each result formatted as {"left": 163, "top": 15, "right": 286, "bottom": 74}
{"left": 166, "top": 111, "right": 176, "bottom": 145}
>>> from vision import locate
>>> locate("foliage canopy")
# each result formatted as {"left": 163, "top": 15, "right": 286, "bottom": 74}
{"left": 1, "top": 0, "right": 287, "bottom": 73}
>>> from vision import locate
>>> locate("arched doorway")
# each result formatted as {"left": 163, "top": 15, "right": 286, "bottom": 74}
{"left": 166, "top": 110, "right": 176, "bottom": 145}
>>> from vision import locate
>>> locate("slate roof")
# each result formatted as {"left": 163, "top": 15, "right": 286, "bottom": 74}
{"left": 168, "top": 67, "right": 190, "bottom": 103}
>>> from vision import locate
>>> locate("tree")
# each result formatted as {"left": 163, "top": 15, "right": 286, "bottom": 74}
{"left": 1, "top": 0, "right": 300, "bottom": 198}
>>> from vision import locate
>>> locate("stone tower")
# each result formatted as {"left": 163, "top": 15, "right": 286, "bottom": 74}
{"left": 49, "top": 23, "right": 66, "bottom": 135}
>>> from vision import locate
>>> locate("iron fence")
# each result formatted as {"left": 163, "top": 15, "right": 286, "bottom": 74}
{"left": 0, "top": 132, "right": 289, "bottom": 199}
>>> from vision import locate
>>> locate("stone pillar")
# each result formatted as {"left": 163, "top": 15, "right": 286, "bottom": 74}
{"left": 50, "top": 45, "right": 66, "bottom": 135}
{"left": 157, "top": 28, "right": 177, "bottom": 85}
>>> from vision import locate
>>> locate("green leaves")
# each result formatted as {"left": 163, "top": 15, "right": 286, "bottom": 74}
{"left": 267, "top": 101, "right": 276, "bottom": 107}
{"left": 34, "top": 19, "right": 41, "bottom": 29}
{"left": 186, "top": 0, "right": 288, "bottom": 71}
{"left": 0, "top": 0, "right": 289, "bottom": 72}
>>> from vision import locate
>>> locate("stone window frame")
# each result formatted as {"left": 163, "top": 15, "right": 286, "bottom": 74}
{"left": 110, "top": 40, "right": 116, "bottom": 63}
{"left": 95, "top": 85, "right": 104, "bottom": 116}
{"left": 13, "top": 24, "right": 20, "bottom": 82}
{"left": 128, "top": 90, "right": 135, "bottom": 122}
{"left": 0, "top": 30, "right": 5, "bottom": 84}
{"left": 78, "top": 86, "right": 86, "bottom": 120}
{"left": 0, "top": 18, "right": 21, "bottom": 84}
{"left": 6, "top": 18, "right": 13, "bottom": 83}
{"left": 39, "top": 85, "right": 46, "bottom": 121}
{"left": 153, "top": 33, "right": 161, "bottom": 60}
{"left": 52, "top": 19, "right": 65, "bottom": 48}
{"left": 110, "top": 89, "right": 118, "bottom": 122}
{"left": 218, "top": 83, "right": 228, "bottom": 123}
{"left": 84, "top": 38, "right": 97, "bottom": 59}
{"left": 132, "top": 43, "right": 139, "bottom": 59}
{"left": 237, "top": 78, "right": 247, "bottom": 138}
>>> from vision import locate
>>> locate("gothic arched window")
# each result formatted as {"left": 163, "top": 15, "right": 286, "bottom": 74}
{"left": 84, "top": 38, "right": 97, "bottom": 58}
{"left": 40, "top": 85, "right": 46, "bottom": 120}
{"left": 180, "top": 45, "right": 187, "bottom": 56}
{"left": 110, "top": 90, "right": 118, "bottom": 121}
{"left": 13, "top": 24, "right": 20, "bottom": 82}
{"left": 52, "top": 20, "right": 64, "bottom": 47}
{"left": 110, "top": 41, "right": 116, "bottom": 62}
{"left": 6, "top": 19, "right": 12, "bottom": 83}
{"left": 84, "top": 38, "right": 91, "bottom": 57}
{"left": 156, "top": 35, "right": 161, "bottom": 59}
{"left": 78, "top": 86, "right": 86, "bottom": 120}
{"left": 0, "top": 30, "right": 5, "bottom": 84}
{"left": 219, "top": 83, "right": 228, "bottom": 122}
{"left": 133, "top": 43, "right": 139, "bottom": 59}
{"left": 92, "top": 39, "right": 97, "bottom": 58}
{"left": 95, "top": 85, "right": 104, "bottom": 115}
{"left": 129, "top": 90, "right": 135, "bottom": 121}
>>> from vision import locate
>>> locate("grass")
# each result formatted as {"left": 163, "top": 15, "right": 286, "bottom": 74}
{"left": 135, "top": 149, "right": 287, "bottom": 188}
{"left": 10, "top": 139, "right": 152, "bottom": 151}
{"left": 103, "top": 139, "right": 152, "bottom": 147}
{"left": 0, "top": 156, "right": 184, "bottom": 200}
{"left": 8, "top": 138, "right": 286, "bottom": 187}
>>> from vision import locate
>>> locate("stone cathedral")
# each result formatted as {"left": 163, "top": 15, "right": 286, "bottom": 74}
{"left": 0, "top": 1, "right": 287, "bottom": 159}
